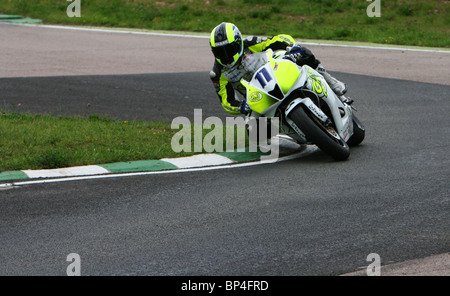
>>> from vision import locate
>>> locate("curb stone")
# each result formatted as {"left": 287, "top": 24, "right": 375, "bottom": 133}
{"left": 0, "top": 152, "right": 262, "bottom": 182}
{"left": 0, "top": 138, "right": 305, "bottom": 183}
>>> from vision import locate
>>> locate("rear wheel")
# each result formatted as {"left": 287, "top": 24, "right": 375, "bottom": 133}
{"left": 289, "top": 106, "right": 350, "bottom": 161}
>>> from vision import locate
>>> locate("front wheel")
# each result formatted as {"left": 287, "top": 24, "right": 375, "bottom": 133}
{"left": 288, "top": 106, "right": 350, "bottom": 161}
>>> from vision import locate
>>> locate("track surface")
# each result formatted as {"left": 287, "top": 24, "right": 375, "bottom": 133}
{"left": 0, "top": 24, "right": 449, "bottom": 276}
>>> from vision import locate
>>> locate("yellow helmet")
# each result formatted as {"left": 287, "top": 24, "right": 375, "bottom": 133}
{"left": 210, "top": 22, "right": 244, "bottom": 67}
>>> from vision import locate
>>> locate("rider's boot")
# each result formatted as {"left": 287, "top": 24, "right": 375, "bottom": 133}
{"left": 316, "top": 64, "right": 348, "bottom": 96}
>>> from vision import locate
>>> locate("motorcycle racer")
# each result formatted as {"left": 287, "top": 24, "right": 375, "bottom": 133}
{"left": 209, "top": 22, "right": 350, "bottom": 116}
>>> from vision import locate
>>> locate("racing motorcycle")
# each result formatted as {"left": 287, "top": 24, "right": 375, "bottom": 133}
{"left": 240, "top": 49, "right": 365, "bottom": 161}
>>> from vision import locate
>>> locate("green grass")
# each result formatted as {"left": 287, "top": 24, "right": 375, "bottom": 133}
{"left": 0, "top": 110, "right": 248, "bottom": 172}
{"left": 0, "top": 0, "right": 448, "bottom": 47}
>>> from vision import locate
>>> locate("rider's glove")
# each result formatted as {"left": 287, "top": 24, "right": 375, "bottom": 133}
{"left": 283, "top": 43, "right": 304, "bottom": 63}
{"left": 240, "top": 99, "right": 251, "bottom": 115}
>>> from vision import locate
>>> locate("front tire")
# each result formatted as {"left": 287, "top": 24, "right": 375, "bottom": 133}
{"left": 289, "top": 106, "right": 350, "bottom": 161}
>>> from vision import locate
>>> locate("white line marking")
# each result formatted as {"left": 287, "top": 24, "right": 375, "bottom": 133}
{"left": 13, "top": 23, "right": 209, "bottom": 39}
{"left": 8, "top": 23, "right": 450, "bottom": 53}
{"left": 299, "top": 42, "right": 450, "bottom": 53}
{"left": 0, "top": 146, "right": 317, "bottom": 188}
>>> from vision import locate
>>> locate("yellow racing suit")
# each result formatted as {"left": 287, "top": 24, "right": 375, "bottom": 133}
{"left": 209, "top": 34, "right": 320, "bottom": 115}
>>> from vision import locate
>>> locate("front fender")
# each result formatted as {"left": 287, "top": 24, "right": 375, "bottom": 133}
{"left": 285, "top": 97, "right": 329, "bottom": 123}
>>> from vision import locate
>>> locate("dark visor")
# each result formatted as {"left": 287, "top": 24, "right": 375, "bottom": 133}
{"left": 212, "top": 42, "right": 241, "bottom": 66}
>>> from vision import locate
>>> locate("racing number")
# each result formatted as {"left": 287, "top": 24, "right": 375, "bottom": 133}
{"left": 255, "top": 67, "right": 272, "bottom": 88}
{"left": 311, "top": 77, "right": 327, "bottom": 97}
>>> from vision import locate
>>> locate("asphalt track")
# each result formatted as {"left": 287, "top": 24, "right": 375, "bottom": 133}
{"left": 0, "top": 24, "right": 449, "bottom": 276}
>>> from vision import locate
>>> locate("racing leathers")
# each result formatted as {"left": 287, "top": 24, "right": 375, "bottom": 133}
{"left": 209, "top": 34, "right": 323, "bottom": 115}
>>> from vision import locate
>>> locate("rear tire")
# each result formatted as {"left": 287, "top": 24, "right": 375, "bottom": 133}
{"left": 289, "top": 106, "right": 350, "bottom": 161}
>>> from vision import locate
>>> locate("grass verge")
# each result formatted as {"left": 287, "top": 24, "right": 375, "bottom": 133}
{"left": 0, "top": 0, "right": 448, "bottom": 47}
{"left": 0, "top": 110, "right": 249, "bottom": 172}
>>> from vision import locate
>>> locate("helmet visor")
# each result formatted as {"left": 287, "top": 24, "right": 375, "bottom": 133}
{"left": 212, "top": 41, "right": 242, "bottom": 67}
